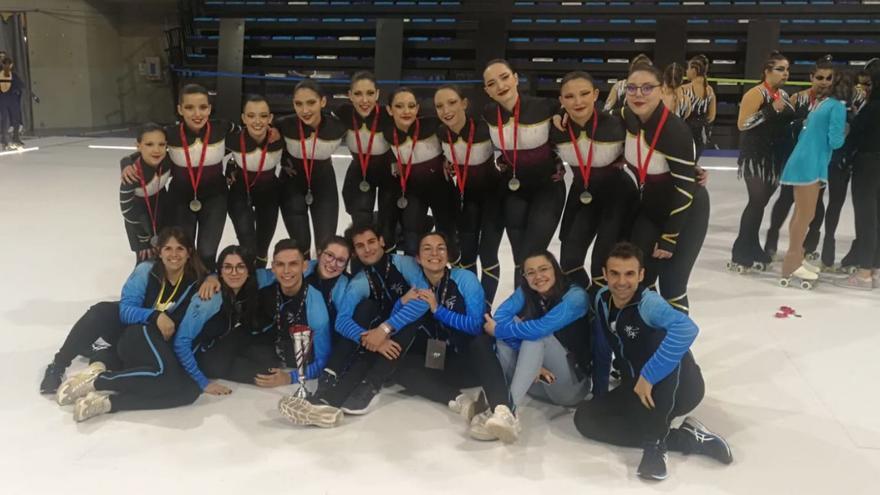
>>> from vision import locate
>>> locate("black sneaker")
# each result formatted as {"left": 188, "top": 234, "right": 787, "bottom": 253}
{"left": 679, "top": 417, "right": 734, "bottom": 465}
{"left": 637, "top": 441, "right": 668, "bottom": 481}
{"left": 340, "top": 380, "right": 380, "bottom": 415}
{"left": 40, "top": 363, "right": 64, "bottom": 394}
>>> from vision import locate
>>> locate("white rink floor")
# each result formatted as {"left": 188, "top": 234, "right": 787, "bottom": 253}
{"left": 2, "top": 137, "right": 879, "bottom": 494}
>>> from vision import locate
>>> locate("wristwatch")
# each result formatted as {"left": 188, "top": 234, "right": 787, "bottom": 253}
{"left": 380, "top": 323, "right": 393, "bottom": 335}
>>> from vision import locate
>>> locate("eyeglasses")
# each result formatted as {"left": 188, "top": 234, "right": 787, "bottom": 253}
{"left": 813, "top": 75, "right": 833, "bottom": 82}
{"left": 221, "top": 263, "right": 247, "bottom": 274}
{"left": 771, "top": 66, "right": 789, "bottom": 73}
{"left": 321, "top": 251, "right": 349, "bottom": 268}
{"left": 625, "top": 84, "right": 660, "bottom": 96}
{"left": 523, "top": 265, "right": 553, "bottom": 280}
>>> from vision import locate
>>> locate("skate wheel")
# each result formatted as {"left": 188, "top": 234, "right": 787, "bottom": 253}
{"left": 725, "top": 261, "right": 734, "bottom": 271}
{"left": 800, "top": 280, "right": 814, "bottom": 290}
{"left": 844, "top": 265, "right": 857, "bottom": 275}
{"left": 779, "top": 278, "right": 790, "bottom": 288}
{"left": 753, "top": 262, "right": 766, "bottom": 272}
{"left": 736, "top": 265, "right": 746, "bottom": 274}
{"left": 806, "top": 252, "right": 819, "bottom": 262}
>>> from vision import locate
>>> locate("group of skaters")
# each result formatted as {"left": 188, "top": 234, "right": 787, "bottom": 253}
{"left": 731, "top": 53, "right": 880, "bottom": 290}
{"left": 54, "top": 50, "right": 880, "bottom": 481}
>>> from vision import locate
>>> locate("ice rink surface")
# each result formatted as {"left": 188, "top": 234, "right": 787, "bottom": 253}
{"left": 1, "top": 137, "right": 878, "bottom": 494}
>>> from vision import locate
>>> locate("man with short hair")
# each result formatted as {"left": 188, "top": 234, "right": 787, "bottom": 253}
{"left": 574, "top": 241, "right": 732, "bottom": 481}
{"left": 279, "top": 223, "right": 430, "bottom": 426}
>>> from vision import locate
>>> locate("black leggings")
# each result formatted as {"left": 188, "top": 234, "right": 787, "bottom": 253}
{"left": 632, "top": 187, "right": 710, "bottom": 314}
{"left": 457, "top": 173, "right": 505, "bottom": 305}
{"left": 765, "top": 185, "right": 825, "bottom": 256}
{"left": 341, "top": 153, "right": 401, "bottom": 249}
{"left": 172, "top": 190, "right": 228, "bottom": 271}
{"left": 731, "top": 177, "right": 776, "bottom": 265}
{"left": 280, "top": 161, "right": 339, "bottom": 256}
{"left": 821, "top": 162, "right": 852, "bottom": 266}
{"left": 228, "top": 178, "right": 280, "bottom": 268}
{"left": 196, "top": 330, "right": 280, "bottom": 384}
{"left": 52, "top": 301, "right": 125, "bottom": 371}
{"left": 399, "top": 181, "right": 458, "bottom": 256}
{"left": 574, "top": 353, "right": 704, "bottom": 448}
{"left": 392, "top": 325, "right": 513, "bottom": 411}
{"left": 504, "top": 178, "right": 566, "bottom": 283}
{"left": 314, "top": 300, "right": 418, "bottom": 407}
{"left": 94, "top": 325, "right": 201, "bottom": 412}
{"left": 852, "top": 152, "right": 880, "bottom": 269}
{"left": 559, "top": 170, "right": 634, "bottom": 289}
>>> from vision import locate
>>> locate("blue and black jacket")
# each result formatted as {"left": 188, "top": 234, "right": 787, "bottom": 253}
{"left": 591, "top": 286, "right": 699, "bottom": 396}
{"left": 335, "top": 254, "right": 430, "bottom": 343}
{"left": 119, "top": 260, "right": 199, "bottom": 329}
{"left": 493, "top": 284, "right": 589, "bottom": 351}
{"left": 392, "top": 267, "right": 485, "bottom": 349}
{"left": 303, "top": 259, "right": 349, "bottom": 324}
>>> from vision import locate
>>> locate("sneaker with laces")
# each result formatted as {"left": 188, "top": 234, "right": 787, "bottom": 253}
{"left": 468, "top": 410, "right": 496, "bottom": 441}
{"left": 485, "top": 405, "right": 521, "bottom": 444}
{"left": 340, "top": 381, "right": 380, "bottom": 415}
{"left": 679, "top": 417, "right": 733, "bottom": 465}
{"left": 57, "top": 362, "right": 105, "bottom": 406}
{"left": 637, "top": 440, "right": 668, "bottom": 481}
{"left": 40, "top": 362, "right": 65, "bottom": 394}
{"left": 278, "top": 395, "right": 343, "bottom": 428}
{"left": 73, "top": 392, "right": 112, "bottom": 422}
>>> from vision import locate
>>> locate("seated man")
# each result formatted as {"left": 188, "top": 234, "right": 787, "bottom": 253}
{"left": 573, "top": 242, "right": 732, "bottom": 481}
{"left": 279, "top": 223, "right": 430, "bottom": 426}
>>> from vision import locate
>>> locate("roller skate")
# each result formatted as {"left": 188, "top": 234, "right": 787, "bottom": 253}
{"left": 779, "top": 265, "right": 818, "bottom": 290}
{"left": 726, "top": 260, "right": 769, "bottom": 274}
{"left": 839, "top": 264, "right": 858, "bottom": 275}
{"left": 805, "top": 251, "right": 820, "bottom": 262}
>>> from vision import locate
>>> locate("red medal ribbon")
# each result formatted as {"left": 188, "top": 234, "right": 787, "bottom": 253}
{"left": 635, "top": 107, "right": 670, "bottom": 187}
{"left": 446, "top": 117, "right": 475, "bottom": 198}
{"left": 136, "top": 157, "right": 161, "bottom": 237}
{"left": 496, "top": 98, "right": 520, "bottom": 175}
{"left": 298, "top": 118, "right": 321, "bottom": 191}
{"left": 763, "top": 81, "right": 780, "bottom": 102}
{"left": 392, "top": 119, "right": 421, "bottom": 196}
{"left": 179, "top": 122, "right": 212, "bottom": 196}
{"left": 566, "top": 110, "right": 598, "bottom": 190}
{"left": 239, "top": 131, "right": 269, "bottom": 196}
{"left": 352, "top": 105, "right": 381, "bottom": 181}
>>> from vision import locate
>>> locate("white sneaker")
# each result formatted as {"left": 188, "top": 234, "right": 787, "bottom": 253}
{"left": 57, "top": 362, "right": 105, "bottom": 406}
{"left": 278, "top": 395, "right": 343, "bottom": 428}
{"left": 485, "top": 405, "right": 521, "bottom": 444}
{"left": 468, "top": 410, "right": 496, "bottom": 441}
{"left": 448, "top": 391, "right": 488, "bottom": 422}
{"left": 73, "top": 392, "right": 111, "bottom": 422}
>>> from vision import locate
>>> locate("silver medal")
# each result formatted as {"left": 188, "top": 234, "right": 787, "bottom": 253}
{"left": 508, "top": 177, "right": 521, "bottom": 191}
{"left": 359, "top": 180, "right": 371, "bottom": 192}
{"left": 150, "top": 235, "right": 159, "bottom": 248}
{"left": 304, "top": 190, "right": 314, "bottom": 206}
{"left": 189, "top": 199, "right": 202, "bottom": 212}
{"left": 579, "top": 191, "right": 593, "bottom": 205}
{"left": 397, "top": 196, "right": 409, "bottom": 209}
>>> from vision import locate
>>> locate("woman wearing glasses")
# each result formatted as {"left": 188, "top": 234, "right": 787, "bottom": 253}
{"left": 764, "top": 56, "right": 836, "bottom": 265}
{"left": 622, "top": 63, "right": 709, "bottom": 314}
{"left": 729, "top": 51, "right": 795, "bottom": 273}
{"left": 304, "top": 236, "right": 351, "bottom": 338}
{"left": 482, "top": 251, "right": 591, "bottom": 441}
{"left": 175, "top": 245, "right": 280, "bottom": 395}
{"left": 482, "top": 59, "right": 566, "bottom": 286}
{"left": 550, "top": 71, "right": 629, "bottom": 290}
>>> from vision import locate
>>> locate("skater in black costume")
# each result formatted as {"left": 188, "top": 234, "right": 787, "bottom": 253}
{"left": 550, "top": 71, "right": 629, "bottom": 290}
{"left": 336, "top": 72, "right": 401, "bottom": 252}
{"left": 482, "top": 59, "right": 566, "bottom": 285}
{"left": 276, "top": 80, "right": 346, "bottom": 256}
{"left": 682, "top": 55, "right": 716, "bottom": 161}
{"left": 434, "top": 84, "right": 504, "bottom": 304}
{"left": 226, "top": 94, "right": 284, "bottom": 268}
{"left": 622, "top": 63, "right": 709, "bottom": 314}
{"left": 729, "top": 52, "right": 795, "bottom": 272}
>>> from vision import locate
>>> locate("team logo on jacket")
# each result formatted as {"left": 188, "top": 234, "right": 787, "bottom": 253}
{"left": 623, "top": 325, "right": 640, "bottom": 339}
{"left": 390, "top": 282, "right": 406, "bottom": 297}
{"left": 443, "top": 296, "right": 457, "bottom": 310}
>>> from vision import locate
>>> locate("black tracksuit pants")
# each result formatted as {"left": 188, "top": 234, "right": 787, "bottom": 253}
{"left": 52, "top": 301, "right": 125, "bottom": 371}
{"left": 196, "top": 330, "right": 281, "bottom": 384}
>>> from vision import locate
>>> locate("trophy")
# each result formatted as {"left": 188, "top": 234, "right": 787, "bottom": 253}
{"left": 288, "top": 324, "right": 312, "bottom": 398}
